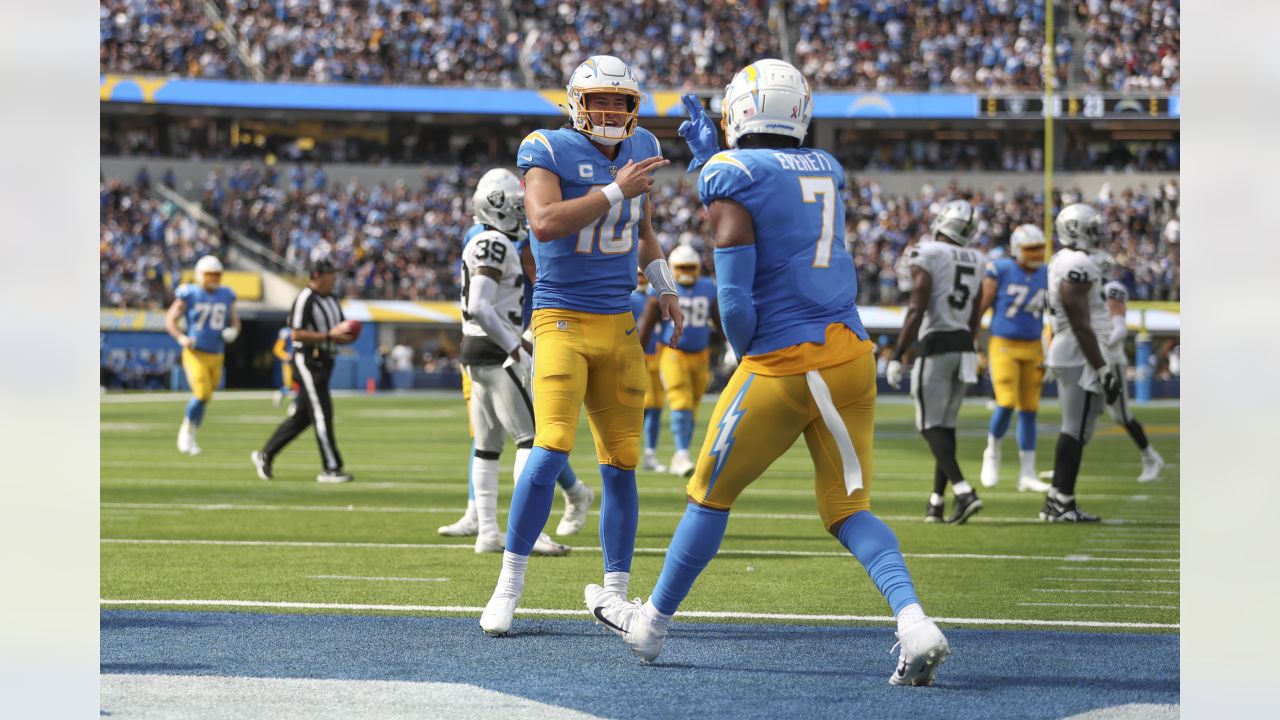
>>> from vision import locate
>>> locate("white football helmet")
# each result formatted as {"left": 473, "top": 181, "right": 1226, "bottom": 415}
{"left": 565, "top": 55, "right": 641, "bottom": 146}
{"left": 1010, "top": 224, "right": 1046, "bottom": 269}
{"left": 930, "top": 200, "right": 980, "bottom": 246}
{"left": 195, "top": 255, "right": 223, "bottom": 287}
{"left": 721, "top": 59, "right": 812, "bottom": 149}
{"left": 669, "top": 244, "right": 701, "bottom": 286}
{"left": 472, "top": 168, "right": 525, "bottom": 235}
{"left": 1055, "top": 203, "right": 1107, "bottom": 252}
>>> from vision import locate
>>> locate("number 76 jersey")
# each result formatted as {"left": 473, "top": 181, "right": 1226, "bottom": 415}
{"left": 908, "top": 240, "right": 987, "bottom": 338}
{"left": 175, "top": 283, "right": 237, "bottom": 354}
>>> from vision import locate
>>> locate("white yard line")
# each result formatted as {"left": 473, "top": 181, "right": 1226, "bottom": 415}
{"left": 99, "top": 598, "right": 1179, "bottom": 630}
{"left": 1031, "top": 588, "right": 1178, "bottom": 595}
{"left": 1018, "top": 602, "right": 1178, "bottom": 610}
{"left": 1084, "top": 538, "right": 1180, "bottom": 545}
{"left": 1054, "top": 566, "right": 1178, "bottom": 573}
{"left": 1041, "top": 577, "right": 1178, "bottom": 584}
{"left": 308, "top": 575, "right": 449, "bottom": 583}
{"left": 1078, "top": 548, "right": 1178, "bottom": 554}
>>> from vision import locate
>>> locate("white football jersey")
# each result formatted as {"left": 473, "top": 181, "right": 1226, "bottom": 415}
{"left": 1047, "top": 248, "right": 1112, "bottom": 368}
{"left": 460, "top": 230, "right": 525, "bottom": 340}
{"left": 908, "top": 240, "right": 987, "bottom": 338}
{"left": 1102, "top": 280, "right": 1130, "bottom": 362}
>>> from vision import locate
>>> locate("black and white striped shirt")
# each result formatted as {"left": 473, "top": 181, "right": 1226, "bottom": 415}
{"left": 290, "top": 287, "right": 344, "bottom": 361}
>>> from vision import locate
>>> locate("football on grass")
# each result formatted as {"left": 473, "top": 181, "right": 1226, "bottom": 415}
{"left": 333, "top": 319, "right": 362, "bottom": 342}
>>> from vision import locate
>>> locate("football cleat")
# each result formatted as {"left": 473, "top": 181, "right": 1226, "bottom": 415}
{"left": 925, "top": 501, "right": 944, "bottom": 524}
{"left": 1017, "top": 475, "right": 1052, "bottom": 493}
{"left": 316, "top": 469, "right": 354, "bottom": 484}
{"left": 946, "top": 492, "right": 983, "bottom": 525}
{"left": 1138, "top": 449, "right": 1165, "bottom": 483}
{"left": 438, "top": 505, "right": 479, "bottom": 537}
{"left": 480, "top": 585, "right": 522, "bottom": 637}
{"left": 250, "top": 451, "right": 273, "bottom": 481}
{"left": 889, "top": 618, "right": 950, "bottom": 686}
{"left": 533, "top": 532, "right": 570, "bottom": 556}
{"left": 474, "top": 532, "right": 505, "bottom": 554}
{"left": 584, "top": 584, "right": 669, "bottom": 662}
{"left": 980, "top": 446, "right": 1000, "bottom": 487}
{"left": 556, "top": 483, "right": 594, "bottom": 536}
{"left": 1039, "top": 495, "right": 1100, "bottom": 522}
{"left": 669, "top": 451, "right": 695, "bottom": 478}
{"left": 641, "top": 449, "right": 668, "bottom": 473}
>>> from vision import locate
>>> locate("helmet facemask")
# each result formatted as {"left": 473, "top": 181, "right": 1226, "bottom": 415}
{"left": 571, "top": 88, "right": 640, "bottom": 146}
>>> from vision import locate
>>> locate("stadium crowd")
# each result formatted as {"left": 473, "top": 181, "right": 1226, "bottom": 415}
{"left": 100, "top": 0, "right": 1180, "bottom": 92}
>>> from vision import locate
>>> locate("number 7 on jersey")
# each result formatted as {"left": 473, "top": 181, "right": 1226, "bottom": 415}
{"left": 799, "top": 176, "right": 835, "bottom": 268}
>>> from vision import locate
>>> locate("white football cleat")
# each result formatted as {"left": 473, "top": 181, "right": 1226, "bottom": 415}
{"left": 556, "top": 483, "right": 594, "bottom": 536}
{"left": 669, "top": 451, "right": 695, "bottom": 478}
{"left": 641, "top": 449, "right": 667, "bottom": 473}
{"left": 532, "top": 532, "right": 570, "bottom": 556}
{"left": 480, "top": 585, "right": 522, "bottom": 637}
{"left": 1138, "top": 449, "right": 1165, "bottom": 483}
{"left": 474, "top": 532, "right": 505, "bottom": 554}
{"left": 316, "top": 469, "right": 353, "bottom": 483}
{"left": 889, "top": 617, "right": 950, "bottom": 686}
{"left": 186, "top": 433, "right": 202, "bottom": 456}
{"left": 584, "top": 584, "right": 669, "bottom": 662}
{"left": 1016, "top": 475, "right": 1052, "bottom": 493}
{"left": 250, "top": 451, "right": 273, "bottom": 481}
{"left": 437, "top": 504, "right": 479, "bottom": 537}
{"left": 979, "top": 445, "right": 1000, "bottom": 488}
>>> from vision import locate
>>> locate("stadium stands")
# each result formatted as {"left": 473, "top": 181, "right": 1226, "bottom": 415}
{"left": 1080, "top": 0, "right": 1180, "bottom": 92}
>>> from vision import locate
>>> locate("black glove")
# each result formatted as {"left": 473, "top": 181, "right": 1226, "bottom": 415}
{"left": 1100, "top": 367, "right": 1122, "bottom": 405}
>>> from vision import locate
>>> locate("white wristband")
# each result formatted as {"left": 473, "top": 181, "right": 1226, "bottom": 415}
{"left": 600, "top": 182, "right": 624, "bottom": 207}
{"left": 644, "top": 259, "right": 678, "bottom": 297}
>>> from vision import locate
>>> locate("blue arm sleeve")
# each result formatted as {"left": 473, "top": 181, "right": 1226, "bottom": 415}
{"left": 713, "top": 244, "right": 758, "bottom": 359}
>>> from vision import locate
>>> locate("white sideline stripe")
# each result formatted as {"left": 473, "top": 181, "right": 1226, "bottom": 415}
{"left": 1031, "top": 588, "right": 1178, "bottom": 595}
{"left": 1042, "top": 577, "right": 1178, "bottom": 584}
{"left": 1084, "top": 538, "right": 1180, "bottom": 545}
{"left": 309, "top": 575, "right": 449, "bottom": 583}
{"left": 99, "top": 598, "right": 1180, "bottom": 629}
{"left": 1055, "top": 566, "right": 1178, "bottom": 573}
{"left": 100, "top": 537, "right": 1178, "bottom": 563}
{"left": 1078, "top": 548, "right": 1178, "bottom": 554}
{"left": 1019, "top": 602, "right": 1178, "bottom": 610}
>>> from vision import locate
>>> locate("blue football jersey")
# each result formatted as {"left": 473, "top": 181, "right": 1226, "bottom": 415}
{"left": 698, "top": 149, "right": 867, "bottom": 355}
{"left": 517, "top": 127, "right": 662, "bottom": 314}
{"left": 657, "top": 276, "right": 715, "bottom": 352}
{"left": 986, "top": 257, "right": 1048, "bottom": 340}
{"left": 176, "top": 284, "right": 236, "bottom": 353}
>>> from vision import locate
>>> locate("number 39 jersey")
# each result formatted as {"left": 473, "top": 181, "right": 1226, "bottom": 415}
{"left": 517, "top": 126, "right": 662, "bottom": 315}
{"left": 908, "top": 240, "right": 986, "bottom": 340}
{"left": 175, "top": 283, "right": 237, "bottom": 354}
{"left": 697, "top": 148, "right": 867, "bottom": 356}
{"left": 986, "top": 257, "right": 1049, "bottom": 341}
{"left": 460, "top": 230, "right": 525, "bottom": 340}
{"left": 1047, "top": 248, "right": 1112, "bottom": 368}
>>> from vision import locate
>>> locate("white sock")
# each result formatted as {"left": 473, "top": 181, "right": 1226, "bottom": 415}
{"left": 513, "top": 446, "right": 532, "bottom": 483}
{"left": 1052, "top": 489, "right": 1074, "bottom": 503}
{"left": 1141, "top": 446, "right": 1159, "bottom": 462}
{"left": 179, "top": 418, "right": 191, "bottom": 435}
{"left": 928, "top": 493, "right": 945, "bottom": 507}
{"left": 472, "top": 456, "right": 501, "bottom": 538}
{"left": 987, "top": 434, "right": 1000, "bottom": 451}
{"left": 495, "top": 551, "right": 527, "bottom": 596}
{"left": 565, "top": 479, "right": 587, "bottom": 499}
{"left": 1019, "top": 450, "right": 1037, "bottom": 477}
{"left": 953, "top": 481, "right": 974, "bottom": 495}
{"left": 604, "top": 571, "right": 630, "bottom": 598}
{"left": 463, "top": 500, "right": 477, "bottom": 521}
{"left": 643, "top": 599, "right": 673, "bottom": 626}
{"left": 895, "top": 602, "right": 926, "bottom": 633}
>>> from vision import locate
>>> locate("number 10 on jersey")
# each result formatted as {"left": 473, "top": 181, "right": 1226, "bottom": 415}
{"left": 576, "top": 190, "right": 644, "bottom": 255}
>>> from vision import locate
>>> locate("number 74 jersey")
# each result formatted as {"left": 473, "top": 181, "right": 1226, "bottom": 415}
{"left": 907, "top": 240, "right": 987, "bottom": 338}
{"left": 986, "top": 257, "right": 1048, "bottom": 341}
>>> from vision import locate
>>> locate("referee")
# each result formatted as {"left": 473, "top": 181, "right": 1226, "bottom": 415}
{"left": 252, "top": 258, "right": 355, "bottom": 483}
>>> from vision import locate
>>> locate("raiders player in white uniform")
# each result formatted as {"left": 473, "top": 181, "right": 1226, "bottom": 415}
{"left": 1094, "top": 252, "right": 1165, "bottom": 482}
{"left": 1042, "top": 204, "right": 1125, "bottom": 522}
{"left": 460, "top": 170, "right": 568, "bottom": 555}
{"left": 886, "top": 200, "right": 987, "bottom": 525}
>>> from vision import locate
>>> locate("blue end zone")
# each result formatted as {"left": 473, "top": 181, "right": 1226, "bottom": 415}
{"left": 102, "top": 610, "right": 1178, "bottom": 718}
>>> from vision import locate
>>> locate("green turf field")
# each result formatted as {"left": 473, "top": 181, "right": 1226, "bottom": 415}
{"left": 101, "top": 391, "right": 1179, "bottom": 632}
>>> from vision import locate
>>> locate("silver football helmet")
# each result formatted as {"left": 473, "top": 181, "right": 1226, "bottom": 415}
{"left": 472, "top": 168, "right": 525, "bottom": 235}
{"left": 930, "top": 200, "right": 980, "bottom": 246}
{"left": 1055, "top": 203, "right": 1107, "bottom": 252}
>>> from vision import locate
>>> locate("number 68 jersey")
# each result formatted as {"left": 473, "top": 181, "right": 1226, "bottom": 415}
{"left": 460, "top": 230, "right": 525, "bottom": 341}
{"left": 907, "top": 239, "right": 986, "bottom": 341}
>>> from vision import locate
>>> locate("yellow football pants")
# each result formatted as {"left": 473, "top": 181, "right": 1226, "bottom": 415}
{"left": 531, "top": 308, "right": 646, "bottom": 469}
{"left": 687, "top": 350, "right": 876, "bottom": 531}
{"left": 462, "top": 369, "right": 474, "bottom": 438}
{"left": 644, "top": 351, "right": 664, "bottom": 410}
{"left": 988, "top": 335, "right": 1045, "bottom": 412}
{"left": 181, "top": 348, "right": 223, "bottom": 402}
{"left": 660, "top": 346, "right": 710, "bottom": 413}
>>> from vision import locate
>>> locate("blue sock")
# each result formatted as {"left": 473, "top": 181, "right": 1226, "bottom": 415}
{"left": 650, "top": 503, "right": 729, "bottom": 616}
{"left": 185, "top": 398, "right": 206, "bottom": 426}
{"left": 598, "top": 464, "right": 639, "bottom": 573}
{"left": 643, "top": 408, "right": 662, "bottom": 451}
{"left": 988, "top": 405, "right": 1013, "bottom": 439}
{"left": 1016, "top": 411, "right": 1038, "bottom": 451}
{"left": 671, "top": 410, "right": 694, "bottom": 452}
{"left": 505, "top": 447, "right": 567, "bottom": 555}
{"left": 555, "top": 462, "right": 579, "bottom": 491}
{"left": 467, "top": 442, "right": 476, "bottom": 501}
{"left": 837, "top": 511, "right": 920, "bottom": 615}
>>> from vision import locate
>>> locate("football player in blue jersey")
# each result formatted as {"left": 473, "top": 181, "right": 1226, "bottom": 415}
{"left": 637, "top": 244, "right": 717, "bottom": 477}
{"left": 632, "top": 268, "right": 668, "bottom": 472}
{"left": 977, "top": 225, "right": 1054, "bottom": 493}
{"left": 271, "top": 326, "right": 294, "bottom": 408}
{"left": 439, "top": 169, "right": 594, "bottom": 540}
{"left": 165, "top": 255, "right": 240, "bottom": 455}
{"left": 479, "top": 56, "right": 684, "bottom": 636}
{"left": 586, "top": 60, "right": 949, "bottom": 686}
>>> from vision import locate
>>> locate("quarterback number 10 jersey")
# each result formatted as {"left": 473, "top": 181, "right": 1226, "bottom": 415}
{"left": 460, "top": 230, "right": 525, "bottom": 340}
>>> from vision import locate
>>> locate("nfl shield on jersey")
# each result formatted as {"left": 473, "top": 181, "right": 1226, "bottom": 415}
{"left": 518, "top": 127, "right": 663, "bottom": 315}
{"left": 177, "top": 284, "right": 237, "bottom": 354}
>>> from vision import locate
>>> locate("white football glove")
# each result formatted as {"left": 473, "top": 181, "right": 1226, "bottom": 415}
{"left": 885, "top": 360, "right": 904, "bottom": 389}
{"left": 221, "top": 326, "right": 240, "bottom": 343}
{"left": 502, "top": 346, "right": 532, "bottom": 386}
{"left": 1041, "top": 366, "right": 1055, "bottom": 385}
